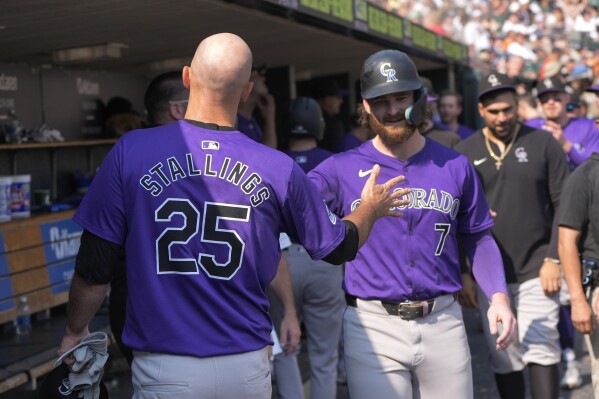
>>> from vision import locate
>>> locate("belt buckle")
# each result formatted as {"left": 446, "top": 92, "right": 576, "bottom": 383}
{"left": 398, "top": 300, "right": 432, "bottom": 320}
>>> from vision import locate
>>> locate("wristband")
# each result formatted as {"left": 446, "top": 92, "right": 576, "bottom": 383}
{"left": 544, "top": 257, "right": 561, "bottom": 265}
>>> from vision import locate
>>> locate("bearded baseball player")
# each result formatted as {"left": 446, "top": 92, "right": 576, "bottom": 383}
{"left": 308, "top": 49, "right": 517, "bottom": 399}
{"left": 456, "top": 72, "right": 570, "bottom": 399}
{"left": 57, "top": 33, "right": 409, "bottom": 399}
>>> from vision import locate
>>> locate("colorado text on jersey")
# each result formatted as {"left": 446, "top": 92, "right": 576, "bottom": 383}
{"left": 351, "top": 188, "right": 460, "bottom": 219}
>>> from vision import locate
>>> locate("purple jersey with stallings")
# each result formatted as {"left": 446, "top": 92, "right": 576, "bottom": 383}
{"left": 525, "top": 117, "right": 599, "bottom": 168}
{"left": 73, "top": 120, "right": 345, "bottom": 358}
{"left": 236, "top": 113, "right": 263, "bottom": 143}
{"left": 309, "top": 138, "right": 493, "bottom": 301}
{"left": 285, "top": 148, "right": 333, "bottom": 173}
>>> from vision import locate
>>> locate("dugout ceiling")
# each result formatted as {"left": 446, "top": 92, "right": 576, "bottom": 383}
{"left": 0, "top": 0, "right": 465, "bottom": 78}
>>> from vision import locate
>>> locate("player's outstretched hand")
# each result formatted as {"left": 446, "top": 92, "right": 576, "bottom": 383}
{"left": 487, "top": 292, "right": 517, "bottom": 351}
{"left": 360, "top": 164, "right": 410, "bottom": 219}
{"left": 278, "top": 309, "right": 301, "bottom": 356}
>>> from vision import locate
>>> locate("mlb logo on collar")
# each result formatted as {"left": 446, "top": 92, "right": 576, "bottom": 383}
{"left": 202, "top": 140, "right": 220, "bottom": 150}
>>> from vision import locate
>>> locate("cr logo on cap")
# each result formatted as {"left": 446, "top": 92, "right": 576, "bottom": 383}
{"left": 380, "top": 63, "right": 398, "bottom": 83}
{"left": 488, "top": 74, "right": 500, "bottom": 87}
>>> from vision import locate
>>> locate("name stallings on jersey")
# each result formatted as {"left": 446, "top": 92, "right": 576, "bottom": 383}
{"left": 139, "top": 153, "right": 270, "bottom": 207}
{"left": 351, "top": 187, "right": 460, "bottom": 219}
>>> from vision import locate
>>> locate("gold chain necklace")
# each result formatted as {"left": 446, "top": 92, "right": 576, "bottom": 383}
{"left": 483, "top": 124, "right": 520, "bottom": 170}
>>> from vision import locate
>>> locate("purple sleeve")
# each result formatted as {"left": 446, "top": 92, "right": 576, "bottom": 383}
{"left": 457, "top": 161, "right": 494, "bottom": 234}
{"left": 306, "top": 157, "right": 345, "bottom": 217}
{"left": 73, "top": 140, "right": 126, "bottom": 245}
{"left": 462, "top": 229, "right": 508, "bottom": 300}
{"left": 567, "top": 123, "right": 599, "bottom": 167}
{"left": 281, "top": 162, "right": 345, "bottom": 260}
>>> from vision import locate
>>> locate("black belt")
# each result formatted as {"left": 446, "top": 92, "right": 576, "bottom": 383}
{"left": 346, "top": 294, "right": 435, "bottom": 320}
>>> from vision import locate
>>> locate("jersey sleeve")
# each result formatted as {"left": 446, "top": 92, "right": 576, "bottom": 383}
{"left": 73, "top": 139, "right": 127, "bottom": 245}
{"left": 306, "top": 157, "right": 345, "bottom": 217}
{"left": 280, "top": 162, "right": 345, "bottom": 260}
{"left": 558, "top": 170, "right": 589, "bottom": 231}
{"left": 457, "top": 161, "right": 494, "bottom": 234}
{"left": 568, "top": 121, "right": 599, "bottom": 167}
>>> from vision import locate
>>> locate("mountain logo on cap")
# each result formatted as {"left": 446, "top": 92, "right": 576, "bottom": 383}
{"left": 543, "top": 78, "right": 553, "bottom": 88}
{"left": 380, "top": 63, "right": 398, "bottom": 83}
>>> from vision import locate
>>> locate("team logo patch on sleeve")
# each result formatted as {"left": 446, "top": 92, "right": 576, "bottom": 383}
{"left": 202, "top": 140, "right": 220, "bottom": 150}
{"left": 324, "top": 200, "right": 337, "bottom": 225}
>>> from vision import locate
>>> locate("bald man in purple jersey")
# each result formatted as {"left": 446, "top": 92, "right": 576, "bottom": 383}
{"left": 308, "top": 50, "right": 517, "bottom": 399}
{"left": 57, "top": 33, "right": 409, "bottom": 399}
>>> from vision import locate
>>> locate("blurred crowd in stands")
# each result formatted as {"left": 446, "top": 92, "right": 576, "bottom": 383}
{"left": 370, "top": 0, "right": 599, "bottom": 117}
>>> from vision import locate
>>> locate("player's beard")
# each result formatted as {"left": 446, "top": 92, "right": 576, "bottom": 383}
{"left": 367, "top": 113, "right": 416, "bottom": 146}
{"left": 487, "top": 118, "right": 518, "bottom": 141}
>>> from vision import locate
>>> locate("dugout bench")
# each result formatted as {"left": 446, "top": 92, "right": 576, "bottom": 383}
{"left": 0, "top": 210, "right": 110, "bottom": 394}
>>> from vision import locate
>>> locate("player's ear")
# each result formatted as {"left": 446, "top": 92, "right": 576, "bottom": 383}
{"left": 240, "top": 82, "right": 254, "bottom": 103}
{"left": 182, "top": 66, "right": 191, "bottom": 89}
{"left": 477, "top": 102, "right": 485, "bottom": 118}
{"left": 362, "top": 99, "right": 371, "bottom": 113}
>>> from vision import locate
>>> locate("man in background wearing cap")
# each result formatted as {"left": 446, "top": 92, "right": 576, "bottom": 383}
{"left": 456, "top": 72, "right": 569, "bottom": 399}
{"left": 525, "top": 76, "right": 599, "bottom": 168}
{"left": 314, "top": 79, "right": 346, "bottom": 151}
{"left": 437, "top": 90, "right": 476, "bottom": 140}
{"left": 237, "top": 64, "right": 278, "bottom": 149}
{"left": 309, "top": 50, "right": 516, "bottom": 398}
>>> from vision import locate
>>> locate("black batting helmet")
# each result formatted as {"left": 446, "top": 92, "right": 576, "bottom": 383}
{"left": 288, "top": 97, "right": 325, "bottom": 141}
{"left": 360, "top": 50, "right": 427, "bottom": 126}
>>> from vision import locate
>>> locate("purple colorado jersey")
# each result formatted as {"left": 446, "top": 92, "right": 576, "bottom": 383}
{"left": 73, "top": 120, "right": 344, "bottom": 358}
{"left": 525, "top": 117, "right": 599, "bottom": 168}
{"left": 308, "top": 138, "right": 493, "bottom": 302}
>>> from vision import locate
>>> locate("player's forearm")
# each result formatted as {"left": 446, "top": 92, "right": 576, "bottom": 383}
{"left": 463, "top": 230, "right": 509, "bottom": 300}
{"left": 65, "top": 273, "right": 109, "bottom": 335}
{"left": 269, "top": 255, "right": 297, "bottom": 317}
{"left": 559, "top": 228, "right": 585, "bottom": 301}
{"left": 261, "top": 121, "right": 278, "bottom": 149}
{"left": 342, "top": 203, "right": 376, "bottom": 248}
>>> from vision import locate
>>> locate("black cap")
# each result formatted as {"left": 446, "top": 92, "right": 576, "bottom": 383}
{"left": 478, "top": 72, "right": 516, "bottom": 100}
{"left": 536, "top": 76, "right": 568, "bottom": 97}
{"left": 37, "top": 363, "right": 109, "bottom": 399}
{"left": 313, "top": 80, "right": 348, "bottom": 99}
{"left": 360, "top": 50, "right": 422, "bottom": 100}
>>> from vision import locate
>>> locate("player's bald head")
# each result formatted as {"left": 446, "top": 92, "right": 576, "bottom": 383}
{"left": 189, "top": 33, "right": 252, "bottom": 99}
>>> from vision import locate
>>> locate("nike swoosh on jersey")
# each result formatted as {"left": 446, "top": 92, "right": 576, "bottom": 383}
{"left": 473, "top": 158, "right": 487, "bottom": 166}
{"left": 358, "top": 169, "right": 373, "bottom": 177}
